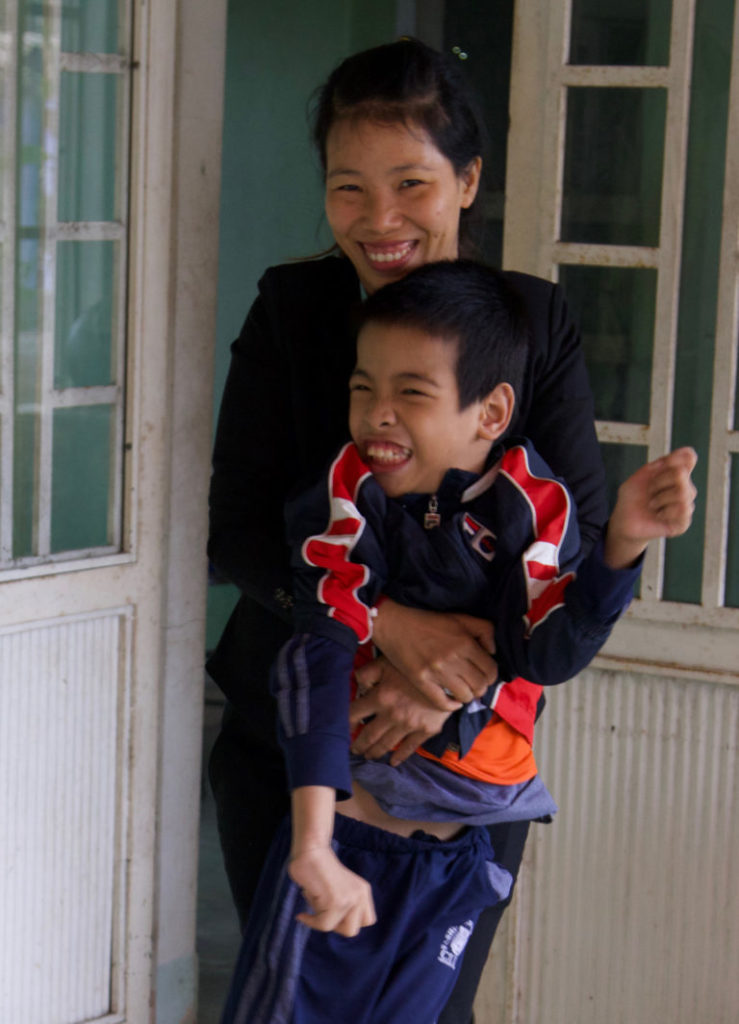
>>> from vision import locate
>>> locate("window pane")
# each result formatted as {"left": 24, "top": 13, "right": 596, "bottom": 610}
{"left": 51, "top": 404, "right": 113, "bottom": 551}
{"left": 13, "top": 235, "right": 41, "bottom": 559}
{"left": 600, "top": 442, "right": 647, "bottom": 511}
{"left": 600, "top": 442, "right": 647, "bottom": 598}
{"left": 570, "top": 0, "right": 673, "bottom": 66}
{"left": 55, "top": 241, "right": 116, "bottom": 388}
{"left": 559, "top": 265, "right": 655, "bottom": 423}
{"left": 562, "top": 87, "right": 666, "bottom": 246}
{"left": 58, "top": 71, "right": 118, "bottom": 222}
{"left": 663, "top": 0, "right": 734, "bottom": 604}
{"left": 18, "top": 17, "right": 43, "bottom": 236}
{"left": 62, "top": 0, "right": 120, "bottom": 54}
{"left": 726, "top": 455, "right": 739, "bottom": 608}
{"left": 5, "top": 1, "right": 130, "bottom": 567}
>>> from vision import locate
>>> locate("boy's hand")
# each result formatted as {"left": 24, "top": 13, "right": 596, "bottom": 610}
{"left": 371, "top": 600, "right": 497, "bottom": 706}
{"left": 288, "top": 845, "right": 376, "bottom": 937}
{"left": 350, "top": 657, "right": 452, "bottom": 764}
{"left": 605, "top": 447, "right": 698, "bottom": 569}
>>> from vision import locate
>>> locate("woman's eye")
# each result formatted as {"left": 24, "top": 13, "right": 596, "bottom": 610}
{"left": 400, "top": 178, "right": 424, "bottom": 189}
{"left": 349, "top": 381, "right": 370, "bottom": 392}
{"left": 335, "top": 183, "right": 360, "bottom": 192}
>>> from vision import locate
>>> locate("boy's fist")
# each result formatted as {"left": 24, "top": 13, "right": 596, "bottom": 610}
{"left": 605, "top": 447, "right": 698, "bottom": 569}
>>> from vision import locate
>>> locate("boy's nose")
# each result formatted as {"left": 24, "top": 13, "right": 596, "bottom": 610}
{"left": 365, "top": 396, "right": 397, "bottom": 427}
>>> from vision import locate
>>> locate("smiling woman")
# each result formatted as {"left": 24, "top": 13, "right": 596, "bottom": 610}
{"left": 207, "top": 37, "right": 608, "bottom": 1024}
{"left": 324, "top": 120, "right": 481, "bottom": 293}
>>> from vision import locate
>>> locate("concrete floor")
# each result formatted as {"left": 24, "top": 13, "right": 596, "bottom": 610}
{"left": 196, "top": 684, "right": 242, "bottom": 1023}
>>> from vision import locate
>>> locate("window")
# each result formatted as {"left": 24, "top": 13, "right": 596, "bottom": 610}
{"left": 505, "top": 0, "right": 739, "bottom": 660}
{"left": 0, "top": 0, "right": 131, "bottom": 568}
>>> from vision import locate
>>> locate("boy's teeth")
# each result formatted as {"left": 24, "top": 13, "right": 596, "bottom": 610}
{"left": 366, "top": 443, "right": 410, "bottom": 464}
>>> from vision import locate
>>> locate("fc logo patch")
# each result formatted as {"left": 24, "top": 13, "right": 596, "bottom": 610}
{"left": 462, "top": 514, "right": 496, "bottom": 561}
{"left": 438, "top": 920, "right": 474, "bottom": 969}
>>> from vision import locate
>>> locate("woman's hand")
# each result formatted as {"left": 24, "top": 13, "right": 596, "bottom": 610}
{"left": 288, "top": 846, "right": 376, "bottom": 937}
{"left": 371, "top": 599, "right": 497, "bottom": 707}
{"left": 350, "top": 657, "right": 453, "bottom": 765}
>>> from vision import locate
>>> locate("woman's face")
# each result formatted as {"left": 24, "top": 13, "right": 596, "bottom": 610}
{"left": 324, "top": 118, "right": 481, "bottom": 294}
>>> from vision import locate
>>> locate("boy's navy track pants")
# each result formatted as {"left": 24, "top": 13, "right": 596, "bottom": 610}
{"left": 221, "top": 813, "right": 511, "bottom": 1024}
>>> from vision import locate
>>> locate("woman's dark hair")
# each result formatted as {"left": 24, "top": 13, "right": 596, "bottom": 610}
{"left": 356, "top": 260, "right": 530, "bottom": 411}
{"left": 311, "top": 38, "right": 487, "bottom": 255}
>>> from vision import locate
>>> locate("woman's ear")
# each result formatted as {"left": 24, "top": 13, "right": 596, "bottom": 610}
{"left": 477, "top": 382, "right": 515, "bottom": 441}
{"left": 459, "top": 156, "right": 482, "bottom": 209}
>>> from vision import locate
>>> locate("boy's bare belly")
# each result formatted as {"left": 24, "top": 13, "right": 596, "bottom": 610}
{"left": 340, "top": 780, "right": 465, "bottom": 841}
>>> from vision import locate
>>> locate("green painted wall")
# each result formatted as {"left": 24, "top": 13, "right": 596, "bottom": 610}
{"left": 214, "top": 0, "right": 396, "bottom": 416}
{"left": 207, "top": 0, "right": 397, "bottom": 649}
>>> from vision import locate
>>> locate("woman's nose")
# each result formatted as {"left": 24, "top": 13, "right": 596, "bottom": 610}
{"left": 364, "top": 190, "right": 402, "bottom": 232}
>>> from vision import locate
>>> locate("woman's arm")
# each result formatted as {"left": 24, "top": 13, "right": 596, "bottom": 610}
{"left": 507, "top": 273, "right": 609, "bottom": 554}
{"left": 208, "top": 291, "right": 298, "bottom": 619}
{"left": 348, "top": 656, "right": 454, "bottom": 764}
{"left": 346, "top": 600, "right": 499, "bottom": 765}
{"left": 370, "top": 601, "right": 496, "bottom": 707}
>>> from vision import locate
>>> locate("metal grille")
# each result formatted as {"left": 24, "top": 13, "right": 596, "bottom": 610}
{"left": 0, "top": 611, "right": 129, "bottom": 1023}
{"left": 515, "top": 666, "right": 739, "bottom": 1024}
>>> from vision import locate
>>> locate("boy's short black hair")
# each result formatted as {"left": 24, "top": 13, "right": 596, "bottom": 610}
{"left": 356, "top": 260, "right": 530, "bottom": 410}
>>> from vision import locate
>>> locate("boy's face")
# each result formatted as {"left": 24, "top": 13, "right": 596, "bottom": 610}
{"left": 349, "top": 322, "right": 497, "bottom": 497}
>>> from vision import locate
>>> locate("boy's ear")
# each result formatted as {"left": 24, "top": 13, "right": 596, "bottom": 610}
{"left": 477, "top": 383, "right": 515, "bottom": 441}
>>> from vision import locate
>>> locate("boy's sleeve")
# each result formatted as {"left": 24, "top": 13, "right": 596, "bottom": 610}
{"left": 492, "top": 442, "right": 641, "bottom": 687}
{"left": 270, "top": 633, "right": 357, "bottom": 799}
{"left": 273, "top": 443, "right": 388, "bottom": 798}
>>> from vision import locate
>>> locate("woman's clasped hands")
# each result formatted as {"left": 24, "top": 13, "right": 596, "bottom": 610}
{"left": 350, "top": 600, "right": 498, "bottom": 765}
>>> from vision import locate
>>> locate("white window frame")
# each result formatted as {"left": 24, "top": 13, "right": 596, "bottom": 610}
{"left": 505, "top": 0, "right": 739, "bottom": 677}
{"left": 0, "top": 0, "right": 131, "bottom": 576}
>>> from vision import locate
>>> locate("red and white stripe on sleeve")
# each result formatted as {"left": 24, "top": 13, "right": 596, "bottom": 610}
{"left": 302, "top": 443, "right": 375, "bottom": 643}
{"left": 499, "top": 445, "right": 575, "bottom": 634}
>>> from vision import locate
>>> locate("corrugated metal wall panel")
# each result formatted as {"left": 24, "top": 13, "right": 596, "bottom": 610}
{"left": 512, "top": 667, "right": 738, "bottom": 1024}
{"left": 0, "top": 615, "right": 124, "bottom": 1024}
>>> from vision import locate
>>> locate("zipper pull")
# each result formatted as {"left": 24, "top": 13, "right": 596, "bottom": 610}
{"left": 424, "top": 494, "right": 441, "bottom": 529}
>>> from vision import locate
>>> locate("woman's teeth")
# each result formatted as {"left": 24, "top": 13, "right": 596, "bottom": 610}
{"left": 364, "top": 243, "right": 414, "bottom": 264}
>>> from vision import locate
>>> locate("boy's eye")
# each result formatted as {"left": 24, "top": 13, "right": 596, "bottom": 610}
{"left": 401, "top": 387, "right": 430, "bottom": 397}
{"left": 334, "top": 183, "right": 360, "bottom": 192}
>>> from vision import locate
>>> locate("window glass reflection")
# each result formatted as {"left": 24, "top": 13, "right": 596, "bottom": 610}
{"left": 59, "top": 71, "right": 118, "bottom": 222}
{"left": 570, "top": 0, "right": 673, "bottom": 66}
{"left": 663, "top": 0, "right": 734, "bottom": 605}
{"left": 51, "top": 404, "right": 113, "bottom": 552}
{"left": 559, "top": 265, "right": 655, "bottom": 424}
{"left": 62, "top": 0, "right": 119, "bottom": 54}
{"left": 55, "top": 241, "right": 116, "bottom": 388}
{"left": 562, "top": 87, "right": 665, "bottom": 246}
{"left": 599, "top": 442, "right": 647, "bottom": 599}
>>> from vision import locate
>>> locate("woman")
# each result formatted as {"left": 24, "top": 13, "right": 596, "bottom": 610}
{"left": 207, "top": 37, "right": 607, "bottom": 1023}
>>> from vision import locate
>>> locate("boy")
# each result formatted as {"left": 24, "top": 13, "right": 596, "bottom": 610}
{"left": 222, "top": 261, "right": 696, "bottom": 1024}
